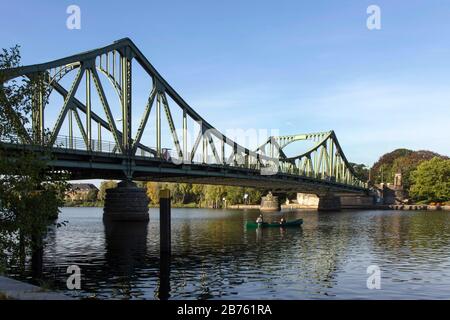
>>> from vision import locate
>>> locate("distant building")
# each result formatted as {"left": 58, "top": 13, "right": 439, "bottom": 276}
{"left": 65, "top": 183, "right": 99, "bottom": 202}
{"left": 375, "top": 172, "right": 409, "bottom": 205}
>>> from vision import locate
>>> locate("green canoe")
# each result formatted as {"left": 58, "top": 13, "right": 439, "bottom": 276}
{"left": 246, "top": 219, "right": 303, "bottom": 228}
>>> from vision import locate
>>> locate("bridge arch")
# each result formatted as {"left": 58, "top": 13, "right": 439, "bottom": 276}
{"left": 0, "top": 38, "right": 367, "bottom": 191}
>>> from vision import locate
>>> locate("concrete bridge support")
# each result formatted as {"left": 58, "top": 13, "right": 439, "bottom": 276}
{"left": 317, "top": 194, "right": 341, "bottom": 211}
{"left": 260, "top": 192, "right": 281, "bottom": 212}
{"left": 340, "top": 195, "right": 375, "bottom": 209}
{"left": 103, "top": 180, "right": 149, "bottom": 221}
{"left": 296, "top": 193, "right": 376, "bottom": 211}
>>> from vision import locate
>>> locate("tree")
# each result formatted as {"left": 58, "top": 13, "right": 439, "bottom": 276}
{"left": 370, "top": 149, "right": 447, "bottom": 192}
{"left": 409, "top": 157, "right": 450, "bottom": 203}
{"left": 0, "top": 46, "right": 31, "bottom": 140}
{"left": 246, "top": 188, "right": 263, "bottom": 205}
{"left": 85, "top": 189, "right": 98, "bottom": 202}
{"left": 1, "top": 46, "right": 68, "bottom": 274}
{"left": 179, "top": 183, "right": 193, "bottom": 204}
{"left": 97, "top": 180, "right": 117, "bottom": 201}
{"left": 168, "top": 183, "right": 184, "bottom": 204}
{"left": 350, "top": 163, "right": 369, "bottom": 182}
{"left": 371, "top": 149, "right": 413, "bottom": 184}
{"left": 225, "top": 186, "right": 244, "bottom": 205}
{"left": 204, "top": 185, "right": 225, "bottom": 208}
{"left": 146, "top": 181, "right": 161, "bottom": 205}
{"left": 191, "top": 184, "right": 205, "bottom": 206}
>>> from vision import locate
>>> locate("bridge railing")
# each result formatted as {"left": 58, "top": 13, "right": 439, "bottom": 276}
{"left": 0, "top": 134, "right": 119, "bottom": 154}
{"left": 161, "top": 147, "right": 367, "bottom": 188}
{"left": 0, "top": 134, "right": 367, "bottom": 189}
{"left": 53, "top": 136, "right": 118, "bottom": 153}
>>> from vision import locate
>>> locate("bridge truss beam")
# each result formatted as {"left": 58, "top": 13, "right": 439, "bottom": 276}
{"left": 0, "top": 38, "right": 367, "bottom": 192}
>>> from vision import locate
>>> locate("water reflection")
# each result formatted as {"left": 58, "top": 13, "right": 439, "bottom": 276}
{"left": 31, "top": 234, "right": 44, "bottom": 280}
{"left": 6, "top": 208, "right": 450, "bottom": 299}
{"left": 104, "top": 220, "right": 148, "bottom": 275}
{"left": 158, "top": 253, "right": 170, "bottom": 300}
{"left": 104, "top": 220, "right": 174, "bottom": 300}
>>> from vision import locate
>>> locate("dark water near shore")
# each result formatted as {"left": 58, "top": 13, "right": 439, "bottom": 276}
{"left": 9, "top": 208, "right": 450, "bottom": 299}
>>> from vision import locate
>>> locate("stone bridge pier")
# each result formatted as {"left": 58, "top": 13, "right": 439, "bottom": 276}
{"left": 103, "top": 180, "right": 149, "bottom": 221}
{"left": 296, "top": 193, "right": 375, "bottom": 211}
{"left": 295, "top": 193, "right": 341, "bottom": 211}
{"left": 317, "top": 194, "right": 342, "bottom": 211}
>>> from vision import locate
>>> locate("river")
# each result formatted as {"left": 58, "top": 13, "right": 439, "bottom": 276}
{"left": 8, "top": 208, "right": 450, "bottom": 299}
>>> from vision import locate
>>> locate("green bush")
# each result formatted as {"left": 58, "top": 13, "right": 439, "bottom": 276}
{"left": 410, "top": 157, "right": 450, "bottom": 203}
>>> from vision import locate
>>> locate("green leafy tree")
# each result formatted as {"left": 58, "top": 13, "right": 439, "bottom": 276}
{"left": 168, "top": 183, "right": 184, "bottom": 204}
{"left": 409, "top": 157, "right": 450, "bottom": 203}
{"left": 225, "top": 186, "right": 244, "bottom": 205}
{"left": 246, "top": 188, "right": 263, "bottom": 204}
{"left": 97, "top": 180, "right": 117, "bottom": 201}
{"left": 350, "top": 163, "right": 369, "bottom": 182}
{"left": 392, "top": 151, "right": 445, "bottom": 190}
{"left": 179, "top": 183, "right": 193, "bottom": 204}
{"left": 191, "top": 184, "right": 205, "bottom": 205}
{"left": 370, "top": 149, "right": 447, "bottom": 192}
{"left": 371, "top": 149, "right": 413, "bottom": 184}
{"left": 0, "top": 46, "right": 32, "bottom": 140}
{"left": 1, "top": 46, "right": 68, "bottom": 274}
{"left": 85, "top": 189, "right": 98, "bottom": 202}
{"left": 204, "top": 185, "right": 226, "bottom": 208}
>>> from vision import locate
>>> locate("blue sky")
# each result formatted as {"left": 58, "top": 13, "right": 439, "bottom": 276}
{"left": 1, "top": 0, "right": 450, "bottom": 168}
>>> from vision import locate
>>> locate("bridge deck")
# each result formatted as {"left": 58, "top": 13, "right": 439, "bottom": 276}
{"left": 1, "top": 141, "right": 367, "bottom": 195}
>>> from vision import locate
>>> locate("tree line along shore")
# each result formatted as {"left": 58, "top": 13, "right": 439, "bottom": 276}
{"left": 65, "top": 150, "right": 449, "bottom": 208}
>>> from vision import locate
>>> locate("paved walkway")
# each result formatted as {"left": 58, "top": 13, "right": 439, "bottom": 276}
{"left": 0, "top": 276, "right": 74, "bottom": 300}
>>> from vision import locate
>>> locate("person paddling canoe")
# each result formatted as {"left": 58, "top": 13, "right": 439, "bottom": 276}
{"left": 256, "top": 214, "right": 263, "bottom": 224}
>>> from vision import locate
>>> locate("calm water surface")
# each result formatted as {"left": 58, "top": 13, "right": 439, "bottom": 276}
{"left": 11, "top": 208, "right": 450, "bottom": 299}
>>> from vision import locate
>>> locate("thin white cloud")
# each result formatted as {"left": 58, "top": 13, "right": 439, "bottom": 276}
{"left": 186, "top": 78, "right": 450, "bottom": 165}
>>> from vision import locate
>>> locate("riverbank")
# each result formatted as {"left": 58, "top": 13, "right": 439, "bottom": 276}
{"left": 64, "top": 202, "right": 450, "bottom": 211}
{"left": 229, "top": 204, "right": 450, "bottom": 211}
{"left": 386, "top": 204, "right": 450, "bottom": 211}
{"left": 65, "top": 202, "right": 259, "bottom": 209}
{"left": 0, "top": 276, "right": 73, "bottom": 300}
{"left": 64, "top": 201, "right": 103, "bottom": 207}
{"left": 65, "top": 201, "right": 206, "bottom": 208}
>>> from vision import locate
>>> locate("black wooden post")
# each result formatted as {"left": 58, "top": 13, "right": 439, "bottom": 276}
{"left": 158, "top": 252, "right": 171, "bottom": 300}
{"left": 160, "top": 189, "right": 171, "bottom": 254}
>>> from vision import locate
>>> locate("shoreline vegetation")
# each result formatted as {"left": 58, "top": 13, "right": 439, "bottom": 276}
{"left": 67, "top": 181, "right": 268, "bottom": 210}
{"left": 66, "top": 150, "right": 449, "bottom": 210}
{"left": 63, "top": 202, "right": 450, "bottom": 211}
{"left": 64, "top": 200, "right": 202, "bottom": 208}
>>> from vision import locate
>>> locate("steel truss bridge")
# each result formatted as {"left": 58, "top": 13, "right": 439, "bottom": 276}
{"left": 0, "top": 38, "right": 367, "bottom": 195}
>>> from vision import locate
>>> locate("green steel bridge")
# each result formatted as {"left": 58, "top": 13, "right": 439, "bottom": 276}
{"left": 0, "top": 38, "right": 368, "bottom": 195}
